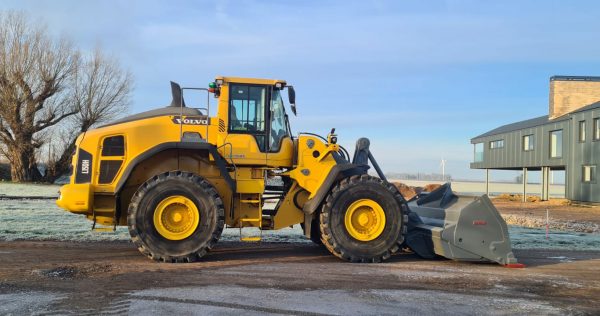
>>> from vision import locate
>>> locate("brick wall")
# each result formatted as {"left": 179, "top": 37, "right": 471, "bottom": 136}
{"left": 549, "top": 77, "right": 600, "bottom": 119}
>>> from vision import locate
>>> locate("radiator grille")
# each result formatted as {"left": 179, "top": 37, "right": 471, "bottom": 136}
{"left": 98, "top": 160, "right": 123, "bottom": 184}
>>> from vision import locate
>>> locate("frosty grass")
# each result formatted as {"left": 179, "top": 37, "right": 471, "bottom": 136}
{"left": 1, "top": 182, "right": 599, "bottom": 250}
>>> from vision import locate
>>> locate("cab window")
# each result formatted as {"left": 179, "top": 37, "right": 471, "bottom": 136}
{"left": 269, "top": 89, "right": 289, "bottom": 152}
{"left": 229, "top": 84, "right": 267, "bottom": 150}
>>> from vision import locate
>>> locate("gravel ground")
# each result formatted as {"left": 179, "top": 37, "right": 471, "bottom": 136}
{"left": 1, "top": 183, "right": 600, "bottom": 314}
{"left": 0, "top": 241, "right": 599, "bottom": 315}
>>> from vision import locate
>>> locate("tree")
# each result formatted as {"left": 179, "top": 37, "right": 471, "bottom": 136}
{"left": 0, "top": 12, "right": 78, "bottom": 181}
{"left": 0, "top": 12, "right": 132, "bottom": 182}
{"left": 43, "top": 49, "right": 132, "bottom": 183}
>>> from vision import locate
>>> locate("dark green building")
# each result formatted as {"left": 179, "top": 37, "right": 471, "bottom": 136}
{"left": 471, "top": 76, "right": 600, "bottom": 203}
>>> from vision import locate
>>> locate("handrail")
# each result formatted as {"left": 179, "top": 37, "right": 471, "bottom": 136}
{"left": 179, "top": 87, "right": 211, "bottom": 142}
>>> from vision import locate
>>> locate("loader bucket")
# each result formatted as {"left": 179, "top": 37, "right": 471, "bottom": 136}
{"left": 404, "top": 183, "right": 518, "bottom": 265}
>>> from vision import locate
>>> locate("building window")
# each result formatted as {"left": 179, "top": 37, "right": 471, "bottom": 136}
{"left": 489, "top": 139, "right": 504, "bottom": 149}
{"left": 582, "top": 165, "right": 596, "bottom": 183}
{"left": 523, "top": 135, "right": 534, "bottom": 151}
{"left": 579, "top": 120, "right": 586, "bottom": 142}
{"left": 594, "top": 118, "right": 600, "bottom": 140}
{"left": 474, "top": 143, "right": 483, "bottom": 162}
{"left": 550, "top": 130, "right": 563, "bottom": 158}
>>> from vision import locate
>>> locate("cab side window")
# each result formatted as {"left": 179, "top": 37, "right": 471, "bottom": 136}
{"left": 269, "top": 89, "right": 289, "bottom": 152}
{"left": 229, "top": 84, "right": 267, "bottom": 150}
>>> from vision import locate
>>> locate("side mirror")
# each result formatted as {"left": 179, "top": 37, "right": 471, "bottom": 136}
{"left": 288, "top": 86, "right": 297, "bottom": 115}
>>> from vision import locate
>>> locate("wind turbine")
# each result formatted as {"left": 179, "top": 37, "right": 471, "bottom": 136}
{"left": 440, "top": 157, "right": 447, "bottom": 181}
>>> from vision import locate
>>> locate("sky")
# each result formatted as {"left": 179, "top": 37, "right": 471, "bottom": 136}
{"left": 3, "top": 0, "right": 600, "bottom": 181}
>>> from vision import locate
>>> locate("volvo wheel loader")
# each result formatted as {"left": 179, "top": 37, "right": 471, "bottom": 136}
{"left": 57, "top": 76, "right": 520, "bottom": 265}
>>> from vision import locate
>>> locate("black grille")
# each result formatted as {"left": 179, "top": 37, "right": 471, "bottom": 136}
{"left": 98, "top": 160, "right": 123, "bottom": 184}
{"left": 75, "top": 149, "right": 92, "bottom": 184}
{"left": 219, "top": 119, "right": 226, "bottom": 132}
{"left": 102, "top": 136, "right": 125, "bottom": 156}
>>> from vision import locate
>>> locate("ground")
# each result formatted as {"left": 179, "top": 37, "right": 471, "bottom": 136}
{"left": 1, "top": 182, "right": 599, "bottom": 315}
{"left": 1, "top": 241, "right": 599, "bottom": 315}
{"left": 494, "top": 199, "right": 600, "bottom": 228}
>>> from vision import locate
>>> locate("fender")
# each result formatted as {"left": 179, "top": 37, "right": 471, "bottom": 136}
{"left": 301, "top": 163, "right": 369, "bottom": 215}
{"left": 114, "top": 141, "right": 236, "bottom": 194}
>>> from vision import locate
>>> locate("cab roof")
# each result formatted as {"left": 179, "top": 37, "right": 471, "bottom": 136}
{"left": 215, "top": 76, "right": 286, "bottom": 86}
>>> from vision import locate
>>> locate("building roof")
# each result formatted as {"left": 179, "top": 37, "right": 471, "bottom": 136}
{"left": 550, "top": 75, "right": 600, "bottom": 82}
{"left": 472, "top": 115, "right": 555, "bottom": 139}
{"left": 472, "top": 101, "right": 600, "bottom": 140}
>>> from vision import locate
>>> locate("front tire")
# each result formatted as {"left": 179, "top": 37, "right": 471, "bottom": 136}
{"left": 320, "top": 175, "right": 407, "bottom": 263}
{"left": 127, "top": 171, "right": 225, "bottom": 262}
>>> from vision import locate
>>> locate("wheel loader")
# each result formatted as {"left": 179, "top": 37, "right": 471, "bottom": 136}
{"left": 56, "top": 76, "right": 520, "bottom": 265}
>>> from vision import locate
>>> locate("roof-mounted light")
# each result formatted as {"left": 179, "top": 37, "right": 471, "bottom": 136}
{"left": 208, "top": 82, "right": 217, "bottom": 93}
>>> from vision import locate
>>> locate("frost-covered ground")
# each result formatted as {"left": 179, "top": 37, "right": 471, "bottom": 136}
{"left": 1, "top": 183, "right": 599, "bottom": 250}
{"left": 0, "top": 198, "right": 310, "bottom": 243}
{"left": 1, "top": 197, "right": 599, "bottom": 250}
{"left": 0, "top": 182, "right": 60, "bottom": 197}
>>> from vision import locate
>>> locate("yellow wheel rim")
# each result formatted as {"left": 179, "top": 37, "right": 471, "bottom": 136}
{"left": 344, "top": 199, "right": 386, "bottom": 241}
{"left": 153, "top": 195, "right": 200, "bottom": 240}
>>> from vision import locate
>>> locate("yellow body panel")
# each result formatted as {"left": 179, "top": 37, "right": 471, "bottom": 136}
{"left": 57, "top": 183, "right": 93, "bottom": 213}
{"left": 267, "top": 137, "right": 294, "bottom": 168}
{"left": 57, "top": 75, "right": 341, "bottom": 235}
{"left": 288, "top": 135, "right": 338, "bottom": 198}
{"left": 234, "top": 167, "right": 265, "bottom": 194}
{"left": 271, "top": 183, "right": 307, "bottom": 230}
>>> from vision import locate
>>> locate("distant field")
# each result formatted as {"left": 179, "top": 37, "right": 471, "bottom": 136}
{"left": 394, "top": 180, "right": 566, "bottom": 198}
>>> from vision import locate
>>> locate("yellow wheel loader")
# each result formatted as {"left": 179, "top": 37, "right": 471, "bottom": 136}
{"left": 56, "top": 76, "right": 520, "bottom": 265}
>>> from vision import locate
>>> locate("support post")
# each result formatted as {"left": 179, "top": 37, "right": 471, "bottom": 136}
{"left": 522, "top": 167, "right": 528, "bottom": 202}
{"left": 485, "top": 169, "right": 490, "bottom": 196}
{"left": 541, "top": 167, "right": 550, "bottom": 201}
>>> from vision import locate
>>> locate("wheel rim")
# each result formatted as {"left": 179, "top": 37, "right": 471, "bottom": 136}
{"left": 344, "top": 199, "right": 386, "bottom": 241}
{"left": 153, "top": 195, "right": 200, "bottom": 240}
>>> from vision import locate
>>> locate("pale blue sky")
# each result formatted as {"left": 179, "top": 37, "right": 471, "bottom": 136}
{"left": 4, "top": 0, "right": 600, "bottom": 180}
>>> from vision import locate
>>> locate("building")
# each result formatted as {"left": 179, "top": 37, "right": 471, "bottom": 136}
{"left": 470, "top": 76, "right": 600, "bottom": 203}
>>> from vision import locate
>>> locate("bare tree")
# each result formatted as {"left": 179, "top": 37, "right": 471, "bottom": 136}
{"left": 43, "top": 49, "right": 132, "bottom": 182}
{"left": 0, "top": 12, "right": 133, "bottom": 182}
{"left": 0, "top": 11, "right": 79, "bottom": 181}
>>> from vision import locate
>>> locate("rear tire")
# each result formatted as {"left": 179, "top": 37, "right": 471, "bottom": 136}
{"left": 127, "top": 171, "right": 225, "bottom": 262}
{"left": 320, "top": 174, "right": 407, "bottom": 263}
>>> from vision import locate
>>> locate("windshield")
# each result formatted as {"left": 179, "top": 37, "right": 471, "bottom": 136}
{"left": 269, "top": 89, "right": 290, "bottom": 151}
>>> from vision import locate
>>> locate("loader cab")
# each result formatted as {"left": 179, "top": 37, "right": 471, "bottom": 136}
{"left": 215, "top": 77, "right": 295, "bottom": 167}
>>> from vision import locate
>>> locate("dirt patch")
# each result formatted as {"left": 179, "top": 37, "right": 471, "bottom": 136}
{"left": 422, "top": 183, "right": 441, "bottom": 192}
{"left": 391, "top": 182, "right": 443, "bottom": 200}
{"left": 493, "top": 199, "right": 600, "bottom": 233}
{"left": 391, "top": 182, "right": 417, "bottom": 199}
{"left": 495, "top": 194, "right": 570, "bottom": 205}
{"left": 34, "top": 266, "right": 78, "bottom": 279}
{"left": 33, "top": 263, "right": 114, "bottom": 280}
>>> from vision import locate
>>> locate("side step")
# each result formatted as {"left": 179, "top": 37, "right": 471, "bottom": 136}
{"left": 91, "top": 208, "right": 117, "bottom": 232}
{"left": 239, "top": 196, "right": 263, "bottom": 242}
{"left": 239, "top": 218, "right": 262, "bottom": 242}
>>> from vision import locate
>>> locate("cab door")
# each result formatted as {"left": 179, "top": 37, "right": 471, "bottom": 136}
{"left": 224, "top": 84, "right": 268, "bottom": 165}
{"left": 266, "top": 88, "right": 294, "bottom": 168}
